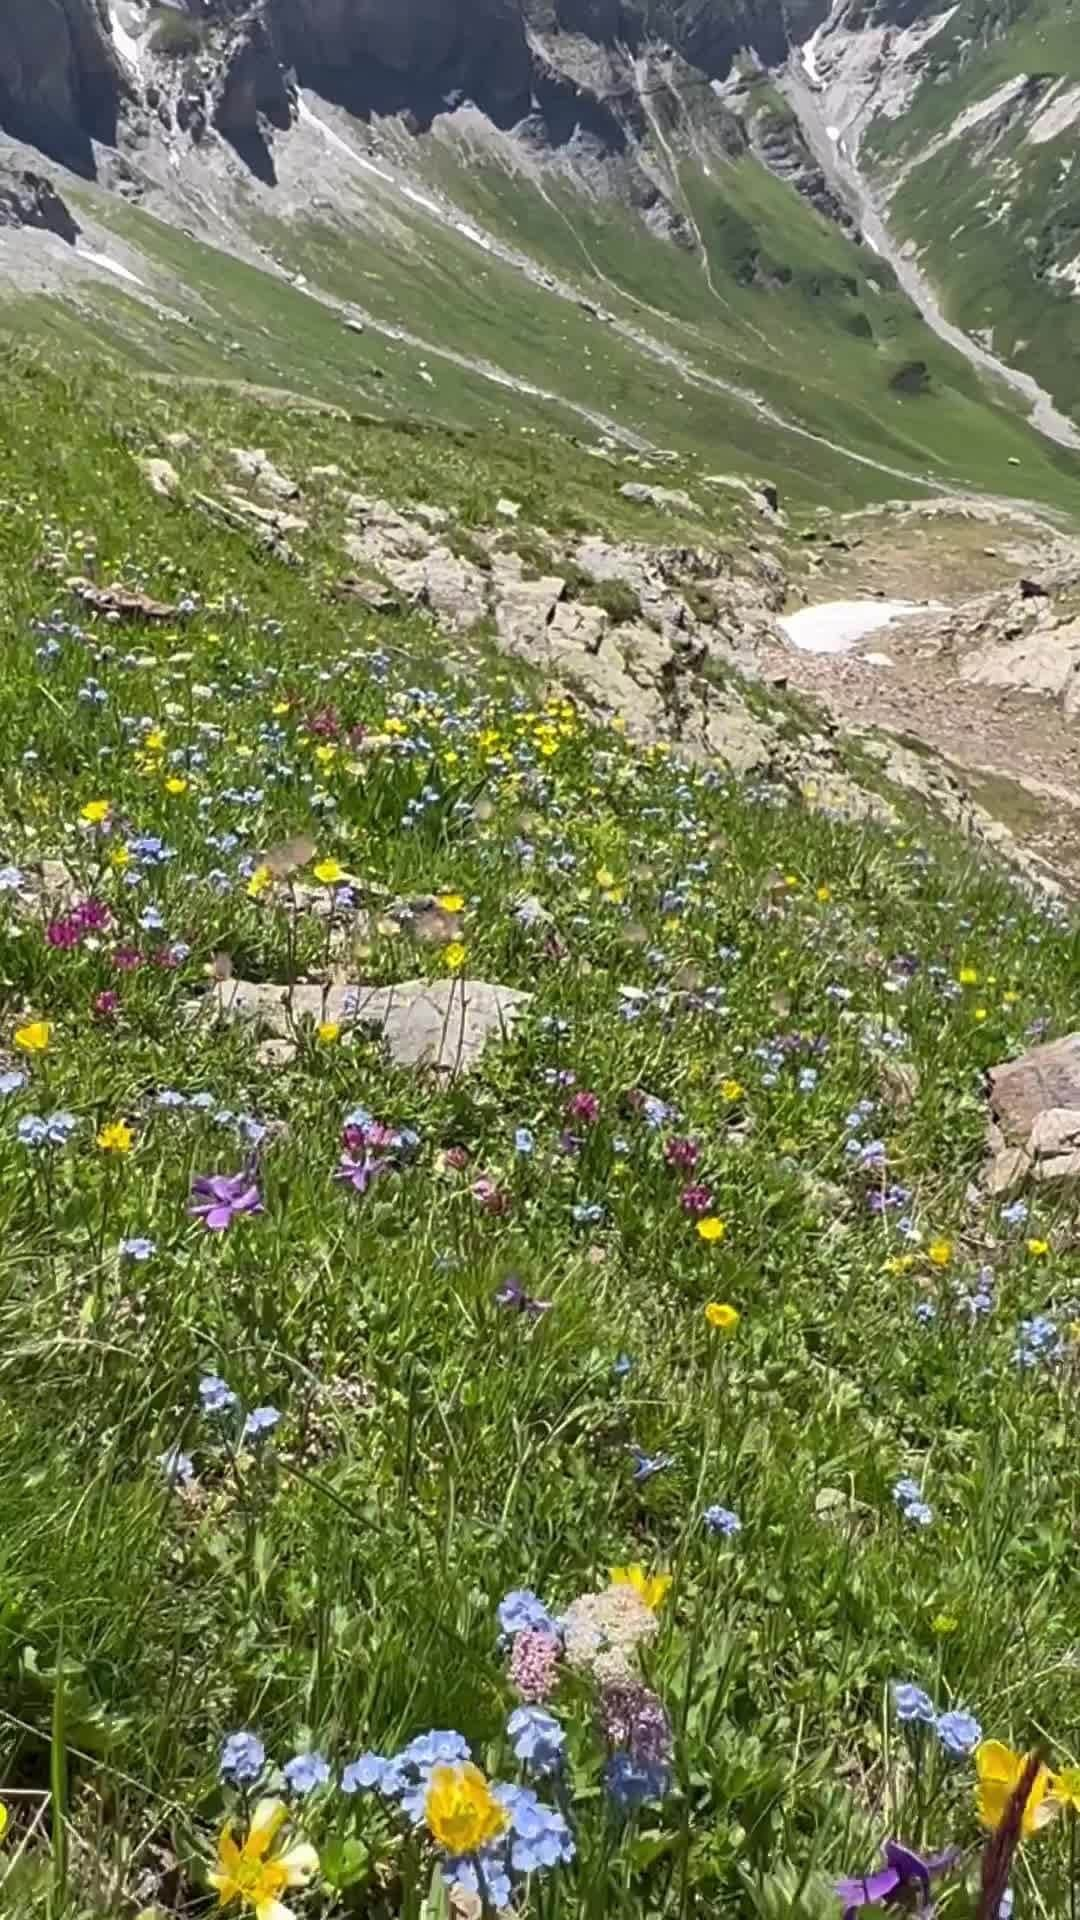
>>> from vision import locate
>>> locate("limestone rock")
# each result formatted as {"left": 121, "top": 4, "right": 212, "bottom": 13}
{"left": 960, "top": 625, "right": 1080, "bottom": 700}
{"left": 67, "top": 577, "right": 178, "bottom": 621}
{"left": 140, "top": 457, "right": 180, "bottom": 499}
{"left": 989, "top": 1033, "right": 1080, "bottom": 1146}
{"left": 230, "top": 447, "right": 301, "bottom": 501}
{"left": 619, "top": 482, "right": 697, "bottom": 513}
{"left": 207, "top": 975, "right": 530, "bottom": 1075}
{"left": 344, "top": 498, "right": 435, "bottom": 567}
{"left": 0, "top": 166, "right": 79, "bottom": 243}
{"left": 221, "top": 487, "right": 308, "bottom": 534}
{"left": 396, "top": 547, "right": 490, "bottom": 631}
{"left": 331, "top": 574, "right": 401, "bottom": 613}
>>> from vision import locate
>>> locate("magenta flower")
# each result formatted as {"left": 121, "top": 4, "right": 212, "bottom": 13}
{"left": 73, "top": 898, "right": 110, "bottom": 933}
{"left": 473, "top": 1176, "right": 511, "bottom": 1216}
{"left": 509, "top": 1627, "right": 561, "bottom": 1702}
{"left": 113, "top": 947, "right": 143, "bottom": 972}
{"left": 664, "top": 1136, "right": 700, "bottom": 1171}
{"left": 567, "top": 1090, "right": 600, "bottom": 1126}
{"left": 680, "top": 1183, "right": 714, "bottom": 1216}
{"left": 46, "top": 917, "right": 80, "bottom": 949}
{"left": 837, "top": 1841, "right": 958, "bottom": 1919}
{"left": 93, "top": 989, "right": 119, "bottom": 1019}
{"left": 189, "top": 1171, "right": 264, "bottom": 1231}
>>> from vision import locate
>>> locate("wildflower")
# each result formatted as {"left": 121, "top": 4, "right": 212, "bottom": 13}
{"left": 0, "top": 1070, "right": 27, "bottom": 1096}
{"left": 931, "top": 1614, "right": 958, "bottom": 1635}
{"left": 696, "top": 1214, "right": 726, "bottom": 1245}
{"left": 200, "top": 1374, "right": 238, "bottom": 1414}
{"left": 159, "top": 1447, "right": 194, "bottom": 1488}
{"left": 282, "top": 1752, "right": 330, "bottom": 1796}
{"left": 664, "top": 1135, "right": 699, "bottom": 1170}
{"left": 609, "top": 1564, "right": 671, "bottom": 1611}
{"left": 957, "top": 967, "right": 979, "bottom": 986}
{"left": 316, "top": 1022, "right": 341, "bottom": 1045}
{"left": 1051, "top": 1767, "right": 1080, "bottom": 1813}
{"left": 563, "top": 1583, "right": 657, "bottom": 1681}
{"left": 208, "top": 1796, "right": 318, "bottom": 1918}
{"left": 165, "top": 776, "right": 188, "bottom": 796}
{"left": 631, "top": 1450, "right": 674, "bottom": 1483}
{"left": 97, "top": 1119, "right": 133, "bottom": 1154}
{"left": 681, "top": 1183, "right": 713, "bottom": 1216}
{"left": 335, "top": 1150, "right": 389, "bottom": 1195}
{"left": 341, "top": 1753, "right": 393, "bottom": 1794}
{"left": 514, "top": 1126, "right": 534, "bottom": 1154}
{"left": 703, "top": 1505, "right": 741, "bottom": 1537}
{"left": 927, "top": 1240, "right": 952, "bottom": 1267}
{"left": 494, "top": 1276, "right": 551, "bottom": 1316}
{"left": 498, "top": 1590, "right": 559, "bottom": 1638}
{"left": 93, "top": 990, "right": 119, "bottom": 1019}
{"left": 720, "top": 1078, "right": 743, "bottom": 1101}
{"left": 605, "top": 1748, "right": 670, "bottom": 1810}
{"left": 243, "top": 1406, "right": 281, "bottom": 1441}
{"left": 704, "top": 1301, "right": 739, "bottom": 1333}
{"left": 937, "top": 1709, "right": 982, "bottom": 1757}
{"left": 247, "top": 865, "right": 272, "bottom": 900}
{"left": 80, "top": 799, "right": 111, "bottom": 824}
{"left": 975, "top": 1741, "right": 1055, "bottom": 1836}
{"left": 220, "top": 1730, "right": 266, "bottom": 1785}
{"left": 567, "top": 1089, "right": 599, "bottom": 1126}
{"left": 892, "top": 1477, "right": 923, "bottom": 1508}
{"left": 892, "top": 1683, "right": 935, "bottom": 1725}
{"left": 497, "top": 1783, "right": 574, "bottom": 1874}
{"left": 1001, "top": 1199, "right": 1029, "bottom": 1227}
{"left": 601, "top": 1678, "right": 673, "bottom": 1807}
{"left": 507, "top": 1706, "right": 565, "bottom": 1776}
{"left": 189, "top": 1171, "right": 264, "bottom": 1231}
{"left": 443, "top": 941, "right": 467, "bottom": 972}
{"left": 14, "top": 1021, "right": 51, "bottom": 1053}
{"left": 836, "top": 1841, "right": 958, "bottom": 1920}
{"left": 903, "top": 1501, "right": 934, "bottom": 1527}
{"left": 436, "top": 893, "right": 464, "bottom": 912}
{"left": 1026, "top": 1237, "right": 1050, "bottom": 1258}
{"left": 313, "top": 858, "right": 346, "bottom": 886}
{"left": 120, "top": 1236, "right": 156, "bottom": 1261}
{"left": 425, "top": 1763, "right": 507, "bottom": 1854}
{"left": 509, "top": 1628, "right": 560, "bottom": 1703}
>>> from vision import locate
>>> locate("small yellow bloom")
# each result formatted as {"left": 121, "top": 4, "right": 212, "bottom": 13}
{"left": 1051, "top": 1767, "right": 1080, "bottom": 1813}
{"left": 247, "top": 865, "right": 272, "bottom": 900}
{"left": 720, "top": 1079, "right": 744, "bottom": 1102}
{"left": 14, "top": 1021, "right": 51, "bottom": 1054}
{"left": 958, "top": 966, "right": 979, "bottom": 986}
{"left": 0, "top": 1802, "right": 6, "bottom": 1842}
{"left": 436, "top": 893, "right": 465, "bottom": 914}
{"left": 927, "top": 1239, "right": 952, "bottom": 1268}
{"left": 425, "top": 1764, "right": 507, "bottom": 1856}
{"left": 1026, "top": 1238, "right": 1050, "bottom": 1258}
{"left": 816, "top": 884, "right": 832, "bottom": 902}
{"left": 609, "top": 1564, "right": 672, "bottom": 1612}
{"left": 271, "top": 700, "right": 291, "bottom": 717}
{"left": 974, "top": 1007, "right": 988, "bottom": 1023}
{"left": 208, "top": 1796, "right": 319, "bottom": 1919}
{"left": 312, "top": 858, "right": 345, "bottom": 887}
{"left": 975, "top": 1741, "right": 1055, "bottom": 1837}
{"left": 80, "top": 799, "right": 111, "bottom": 825}
{"left": 317, "top": 1022, "right": 341, "bottom": 1046}
{"left": 1003, "top": 990, "right": 1019, "bottom": 1006}
{"left": 595, "top": 866, "right": 616, "bottom": 890}
{"left": 97, "top": 1120, "right": 133, "bottom": 1154}
{"left": 110, "top": 845, "right": 131, "bottom": 870}
{"left": 314, "top": 744, "right": 337, "bottom": 767}
{"left": 931, "top": 1613, "right": 958, "bottom": 1635}
{"left": 144, "top": 729, "right": 166, "bottom": 752}
{"left": 697, "top": 1216, "right": 726, "bottom": 1244}
{"left": 164, "top": 776, "right": 188, "bottom": 796}
{"left": 443, "top": 942, "right": 467, "bottom": 973}
{"left": 705, "top": 1301, "right": 740, "bottom": 1333}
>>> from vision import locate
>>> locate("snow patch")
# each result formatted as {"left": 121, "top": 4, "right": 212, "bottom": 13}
{"left": 777, "top": 600, "right": 941, "bottom": 655}
{"left": 78, "top": 247, "right": 144, "bottom": 286}
{"left": 800, "top": 24, "right": 824, "bottom": 86}
{"left": 1027, "top": 79, "right": 1080, "bottom": 146}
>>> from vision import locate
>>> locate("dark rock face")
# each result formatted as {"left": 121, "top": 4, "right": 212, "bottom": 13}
{"left": 213, "top": 14, "right": 294, "bottom": 181}
{"left": 0, "top": 0, "right": 124, "bottom": 174}
{"left": 0, "top": 165, "right": 80, "bottom": 243}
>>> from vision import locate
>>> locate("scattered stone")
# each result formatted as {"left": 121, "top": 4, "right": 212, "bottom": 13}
{"left": 619, "top": 482, "right": 698, "bottom": 513}
{"left": 67, "top": 578, "right": 178, "bottom": 621}
{"left": 331, "top": 574, "right": 401, "bottom": 613}
{"left": 396, "top": 548, "right": 490, "bottom": 631}
{"left": 221, "top": 487, "right": 308, "bottom": 534}
{"left": 229, "top": 447, "right": 301, "bottom": 500}
{"left": 1020, "top": 578, "right": 1049, "bottom": 599}
{"left": 987, "top": 1032, "right": 1080, "bottom": 1189}
{"left": 139, "top": 457, "right": 180, "bottom": 499}
{"left": 162, "top": 431, "right": 194, "bottom": 452}
{"left": 0, "top": 167, "right": 79, "bottom": 245}
{"left": 343, "top": 317, "right": 366, "bottom": 334}
{"left": 960, "top": 628, "right": 1080, "bottom": 701}
{"left": 206, "top": 975, "right": 531, "bottom": 1075}
{"left": 309, "top": 464, "right": 342, "bottom": 480}
{"left": 496, "top": 497, "right": 522, "bottom": 521}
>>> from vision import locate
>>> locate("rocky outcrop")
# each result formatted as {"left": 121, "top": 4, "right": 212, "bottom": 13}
{"left": 987, "top": 1033, "right": 1080, "bottom": 1192}
{"left": 0, "top": 164, "right": 79, "bottom": 243}
{"left": 212, "top": 14, "right": 294, "bottom": 178}
{"left": 0, "top": 0, "right": 124, "bottom": 173}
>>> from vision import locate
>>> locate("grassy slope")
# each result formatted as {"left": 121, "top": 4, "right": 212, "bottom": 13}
{"left": 3, "top": 347, "right": 1080, "bottom": 1919}
{"left": 864, "top": 0, "right": 1080, "bottom": 422}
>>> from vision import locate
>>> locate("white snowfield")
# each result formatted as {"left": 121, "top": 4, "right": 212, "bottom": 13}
{"left": 777, "top": 600, "right": 941, "bottom": 655}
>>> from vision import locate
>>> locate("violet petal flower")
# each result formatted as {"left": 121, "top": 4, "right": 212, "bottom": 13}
{"left": 334, "top": 1152, "right": 389, "bottom": 1194}
{"left": 836, "top": 1842, "right": 958, "bottom": 1919}
{"left": 189, "top": 1171, "right": 264, "bottom": 1231}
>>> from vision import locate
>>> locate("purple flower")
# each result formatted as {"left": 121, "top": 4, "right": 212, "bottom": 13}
{"left": 836, "top": 1840, "right": 957, "bottom": 1919}
{"left": 936, "top": 1709, "right": 982, "bottom": 1757}
{"left": 220, "top": 1730, "right": 265, "bottom": 1785}
{"left": 703, "top": 1505, "right": 741, "bottom": 1537}
{"left": 494, "top": 1276, "right": 551, "bottom": 1317}
{"left": 498, "top": 1589, "right": 559, "bottom": 1638}
{"left": 283, "top": 1750, "right": 330, "bottom": 1795}
{"left": 189, "top": 1170, "right": 264, "bottom": 1231}
{"left": 632, "top": 1449, "right": 674, "bottom": 1483}
{"left": 509, "top": 1627, "right": 560, "bottom": 1703}
{"left": 243, "top": 1405, "right": 281, "bottom": 1441}
{"left": 334, "top": 1151, "right": 390, "bottom": 1195}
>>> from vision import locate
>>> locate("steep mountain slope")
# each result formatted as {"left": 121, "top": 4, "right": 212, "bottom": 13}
{"left": 799, "top": 0, "right": 1080, "bottom": 426}
{"left": 0, "top": 0, "right": 1078, "bottom": 527}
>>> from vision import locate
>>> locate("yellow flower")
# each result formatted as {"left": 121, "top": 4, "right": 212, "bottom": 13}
{"left": 312, "top": 858, "right": 345, "bottom": 887}
{"left": 144, "top": 729, "right": 166, "bottom": 752}
{"left": 314, "top": 744, "right": 336, "bottom": 767}
{"left": 271, "top": 700, "right": 291, "bottom": 717}
{"left": 247, "top": 865, "right": 272, "bottom": 900}
{"left": 0, "top": 1801, "right": 6, "bottom": 1842}
{"left": 164, "top": 776, "right": 188, "bottom": 796}
{"left": 697, "top": 1216, "right": 726, "bottom": 1244}
{"left": 927, "top": 1239, "right": 952, "bottom": 1268}
{"left": 595, "top": 866, "right": 616, "bottom": 890}
{"left": 1026, "top": 1238, "right": 1050, "bottom": 1258}
{"left": 208, "top": 1797, "right": 319, "bottom": 1920}
{"left": 97, "top": 1120, "right": 133, "bottom": 1154}
{"left": 705, "top": 1302, "right": 740, "bottom": 1334}
{"left": 958, "top": 966, "right": 979, "bottom": 986}
{"left": 424, "top": 1764, "right": 507, "bottom": 1856}
{"left": 317, "top": 1022, "right": 341, "bottom": 1046}
{"left": 931, "top": 1613, "right": 958, "bottom": 1635}
{"left": 816, "top": 884, "right": 832, "bottom": 902}
{"left": 720, "top": 1079, "right": 744, "bottom": 1102}
{"left": 80, "top": 799, "right": 111, "bottom": 825}
{"left": 436, "top": 893, "right": 464, "bottom": 913}
{"left": 609, "top": 1563, "right": 672, "bottom": 1611}
{"left": 110, "top": 845, "right": 131, "bottom": 870}
{"left": 1003, "top": 990, "right": 1019, "bottom": 1006}
{"left": 1051, "top": 1767, "right": 1080, "bottom": 1813}
{"left": 974, "top": 1007, "right": 988, "bottom": 1023}
{"left": 14, "top": 1021, "right": 51, "bottom": 1054}
{"left": 975, "top": 1741, "right": 1055, "bottom": 1837}
{"left": 443, "top": 942, "right": 467, "bottom": 972}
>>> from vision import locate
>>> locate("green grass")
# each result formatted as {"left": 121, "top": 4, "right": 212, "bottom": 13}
{"left": 2, "top": 343, "right": 1080, "bottom": 1920}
